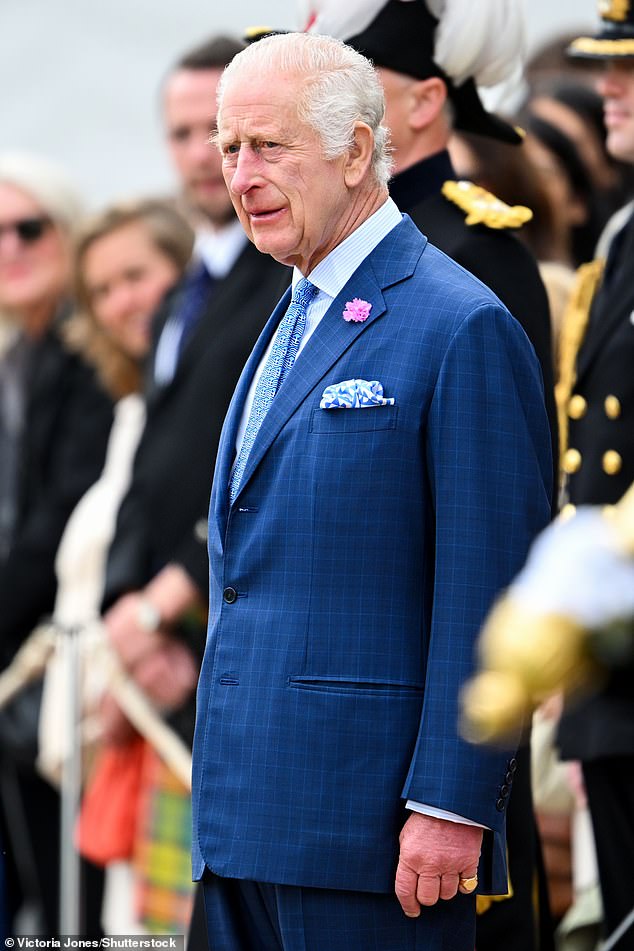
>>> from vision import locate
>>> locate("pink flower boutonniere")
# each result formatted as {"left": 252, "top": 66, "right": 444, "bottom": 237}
{"left": 342, "top": 298, "right": 372, "bottom": 323}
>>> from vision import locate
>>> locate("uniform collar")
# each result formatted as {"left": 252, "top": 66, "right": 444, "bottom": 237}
{"left": 389, "top": 150, "right": 455, "bottom": 212}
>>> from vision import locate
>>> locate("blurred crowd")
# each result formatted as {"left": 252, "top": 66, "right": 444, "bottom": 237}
{"left": 0, "top": 0, "right": 633, "bottom": 949}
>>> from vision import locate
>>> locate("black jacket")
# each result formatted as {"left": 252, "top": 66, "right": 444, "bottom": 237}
{"left": 0, "top": 320, "right": 114, "bottom": 667}
{"left": 558, "top": 210, "right": 634, "bottom": 762}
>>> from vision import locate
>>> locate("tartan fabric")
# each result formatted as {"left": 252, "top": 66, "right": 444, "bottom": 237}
{"left": 192, "top": 216, "right": 553, "bottom": 905}
{"left": 133, "top": 745, "right": 194, "bottom": 934}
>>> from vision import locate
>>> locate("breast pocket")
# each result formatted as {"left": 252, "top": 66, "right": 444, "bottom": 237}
{"left": 309, "top": 404, "right": 398, "bottom": 434}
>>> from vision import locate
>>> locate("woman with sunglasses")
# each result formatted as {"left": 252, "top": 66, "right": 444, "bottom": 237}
{"left": 0, "top": 153, "right": 114, "bottom": 935}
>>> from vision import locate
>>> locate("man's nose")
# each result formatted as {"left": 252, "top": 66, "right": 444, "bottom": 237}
{"left": 228, "top": 147, "right": 259, "bottom": 196}
{"left": 597, "top": 65, "right": 625, "bottom": 98}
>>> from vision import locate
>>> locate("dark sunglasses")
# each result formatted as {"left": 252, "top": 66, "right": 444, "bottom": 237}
{"left": 0, "top": 216, "right": 52, "bottom": 244}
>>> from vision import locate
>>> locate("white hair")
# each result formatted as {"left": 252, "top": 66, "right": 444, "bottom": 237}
{"left": 0, "top": 152, "right": 84, "bottom": 239}
{"left": 218, "top": 32, "right": 393, "bottom": 187}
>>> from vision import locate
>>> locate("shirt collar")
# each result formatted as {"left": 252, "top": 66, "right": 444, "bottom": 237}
{"left": 194, "top": 217, "right": 248, "bottom": 279}
{"left": 291, "top": 197, "right": 402, "bottom": 300}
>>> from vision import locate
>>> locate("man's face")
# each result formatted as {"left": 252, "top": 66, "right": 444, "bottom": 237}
{"left": 163, "top": 67, "right": 235, "bottom": 225}
{"left": 217, "top": 70, "right": 354, "bottom": 274}
{"left": 597, "top": 59, "right": 634, "bottom": 164}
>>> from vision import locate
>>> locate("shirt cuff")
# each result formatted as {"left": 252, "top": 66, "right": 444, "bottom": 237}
{"left": 406, "top": 800, "right": 490, "bottom": 830}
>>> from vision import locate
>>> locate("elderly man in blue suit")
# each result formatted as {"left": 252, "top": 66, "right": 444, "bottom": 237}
{"left": 192, "top": 31, "right": 552, "bottom": 951}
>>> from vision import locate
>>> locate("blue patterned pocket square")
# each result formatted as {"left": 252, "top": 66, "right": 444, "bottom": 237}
{"left": 319, "top": 378, "right": 395, "bottom": 409}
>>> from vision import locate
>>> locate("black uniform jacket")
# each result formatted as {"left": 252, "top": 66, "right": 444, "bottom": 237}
{"left": 559, "top": 209, "right": 634, "bottom": 762}
{"left": 566, "top": 211, "right": 634, "bottom": 507}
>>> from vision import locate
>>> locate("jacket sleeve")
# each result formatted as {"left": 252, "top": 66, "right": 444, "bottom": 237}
{"left": 453, "top": 231, "right": 559, "bottom": 505}
{"left": 401, "top": 303, "right": 553, "bottom": 887}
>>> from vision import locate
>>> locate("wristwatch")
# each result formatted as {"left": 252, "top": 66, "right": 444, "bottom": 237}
{"left": 136, "top": 596, "right": 162, "bottom": 633}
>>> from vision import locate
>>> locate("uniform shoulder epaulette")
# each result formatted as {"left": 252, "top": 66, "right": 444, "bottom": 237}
{"left": 441, "top": 180, "right": 533, "bottom": 230}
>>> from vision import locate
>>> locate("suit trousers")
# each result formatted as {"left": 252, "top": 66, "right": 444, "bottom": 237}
{"left": 202, "top": 869, "right": 476, "bottom": 951}
{"left": 583, "top": 757, "right": 634, "bottom": 947}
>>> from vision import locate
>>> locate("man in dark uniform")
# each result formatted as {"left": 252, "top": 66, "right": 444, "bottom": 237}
{"left": 304, "top": 2, "right": 556, "bottom": 949}
{"left": 556, "top": 3, "right": 634, "bottom": 944}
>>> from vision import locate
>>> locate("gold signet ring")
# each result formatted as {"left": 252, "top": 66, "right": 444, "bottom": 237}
{"left": 458, "top": 876, "right": 478, "bottom": 893}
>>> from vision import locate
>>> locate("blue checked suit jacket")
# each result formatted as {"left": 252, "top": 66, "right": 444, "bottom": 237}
{"left": 192, "top": 216, "right": 553, "bottom": 896}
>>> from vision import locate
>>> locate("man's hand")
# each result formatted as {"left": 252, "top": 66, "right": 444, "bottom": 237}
{"left": 395, "top": 813, "right": 483, "bottom": 916}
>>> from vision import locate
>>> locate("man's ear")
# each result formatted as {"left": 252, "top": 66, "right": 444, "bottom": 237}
{"left": 344, "top": 121, "right": 375, "bottom": 187}
{"left": 409, "top": 76, "right": 448, "bottom": 132}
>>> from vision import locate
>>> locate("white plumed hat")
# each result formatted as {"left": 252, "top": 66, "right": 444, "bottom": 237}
{"left": 303, "top": 0, "right": 526, "bottom": 144}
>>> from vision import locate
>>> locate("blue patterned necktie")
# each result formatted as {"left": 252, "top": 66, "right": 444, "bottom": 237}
{"left": 229, "top": 277, "right": 317, "bottom": 503}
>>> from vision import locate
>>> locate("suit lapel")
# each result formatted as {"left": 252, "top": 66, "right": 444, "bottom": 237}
{"left": 212, "top": 287, "right": 292, "bottom": 534}
{"left": 227, "top": 216, "right": 425, "bottom": 507}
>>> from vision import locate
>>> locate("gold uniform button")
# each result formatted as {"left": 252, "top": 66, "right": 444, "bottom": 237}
{"left": 563, "top": 448, "right": 582, "bottom": 474}
{"left": 568, "top": 395, "right": 587, "bottom": 419}
{"left": 559, "top": 503, "right": 576, "bottom": 522}
{"left": 604, "top": 395, "right": 621, "bottom": 419}
{"left": 602, "top": 451, "right": 622, "bottom": 476}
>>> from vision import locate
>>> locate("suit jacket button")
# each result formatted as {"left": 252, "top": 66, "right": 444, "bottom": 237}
{"left": 505, "top": 771, "right": 514, "bottom": 784}
{"left": 500, "top": 784, "right": 510, "bottom": 797}
{"left": 223, "top": 586, "right": 238, "bottom": 604}
{"left": 508, "top": 758, "right": 517, "bottom": 772}
{"left": 496, "top": 798, "right": 506, "bottom": 812}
